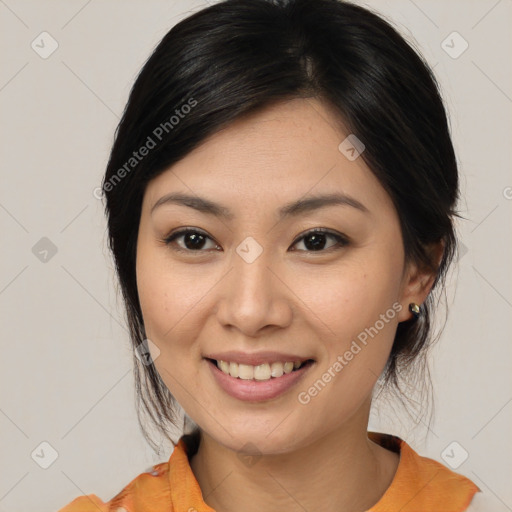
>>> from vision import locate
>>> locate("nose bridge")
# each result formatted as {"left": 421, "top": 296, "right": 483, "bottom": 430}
{"left": 216, "top": 237, "right": 290, "bottom": 334}
{"left": 234, "top": 245, "right": 272, "bottom": 300}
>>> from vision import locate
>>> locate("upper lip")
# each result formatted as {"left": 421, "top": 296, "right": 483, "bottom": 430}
{"left": 205, "top": 351, "right": 314, "bottom": 366}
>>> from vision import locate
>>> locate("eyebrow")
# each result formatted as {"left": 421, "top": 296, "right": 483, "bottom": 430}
{"left": 150, "top": 192, "right": 370, "bottom": 219}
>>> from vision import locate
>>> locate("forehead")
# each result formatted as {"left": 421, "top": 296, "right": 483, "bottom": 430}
{"left": 143, "top": 98, "right": 393, "bottom": 217}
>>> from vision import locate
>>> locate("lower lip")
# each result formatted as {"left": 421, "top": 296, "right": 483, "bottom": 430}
{"left": 207, "top": 359, "right": 314, "bottom": 402}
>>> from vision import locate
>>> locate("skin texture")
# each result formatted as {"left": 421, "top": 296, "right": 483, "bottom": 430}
{"left": 136, "top": 98, "right": 440, "bottom": 511}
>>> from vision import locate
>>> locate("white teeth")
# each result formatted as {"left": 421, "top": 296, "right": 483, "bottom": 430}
{"left": 238, "top": 364, "right": 254, "bottom": 380}
{"left": 283, "top": 362, "right": 294, "bottom": 374}
{"left": 270, "top": 361, "right": 284, "bottom": 378}
{"left": 215, "top": 359, "right": 308, "bottom": 381}
{"left": 229, "top": 361, "right": 239, "bottom": 378}
{"left": 254, "top": 363, "right": 271, "bottom": 380}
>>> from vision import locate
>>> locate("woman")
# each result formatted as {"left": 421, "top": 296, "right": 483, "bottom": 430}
{"left": 59, "top": 0, "right": 491, "bottom": 510}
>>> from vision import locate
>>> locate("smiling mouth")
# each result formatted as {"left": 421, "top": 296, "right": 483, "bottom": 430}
{"left": 206, "top": 358, "right": 315, "bottom": 381}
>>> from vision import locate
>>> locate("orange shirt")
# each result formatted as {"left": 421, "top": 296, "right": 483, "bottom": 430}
{"left": 58, "top": 431, "right": 480, "bottom": 512}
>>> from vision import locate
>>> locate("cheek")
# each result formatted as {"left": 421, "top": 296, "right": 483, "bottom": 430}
{"left": 135, "top": 244, "right": 227, "bottom": 414}
{"left": 292, "top": 253, "right": 403, "bottom": 391}
{"left": 136, "top": 243, "right": 212, "bottom": 342}
{"left": 293, "top": 256, "right": 402, "bottom": 338}
{"left": 136, "top": 253, "right": 208, "bottom": 405}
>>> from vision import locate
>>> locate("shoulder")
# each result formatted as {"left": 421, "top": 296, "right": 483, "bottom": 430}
{"left": 57, "top": 462, "right": 171, "bottom": 512}
{"left": 57, "top": 435, "right": 205, "bottom": 512}
{"left": 368, "top": 432, "right": 481, "bottom": 511}
{"left": 57, "top": 493, "right": 109, "bottom": 512}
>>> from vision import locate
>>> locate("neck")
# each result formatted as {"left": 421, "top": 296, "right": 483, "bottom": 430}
{"left": 189, "top": 408, "right": 399, "bottom": 512}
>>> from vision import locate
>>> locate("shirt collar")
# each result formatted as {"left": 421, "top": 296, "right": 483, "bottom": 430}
{"left": 167, "top": 431, "right": 479, "bottom": 512}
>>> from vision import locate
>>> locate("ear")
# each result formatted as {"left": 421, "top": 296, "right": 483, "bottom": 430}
{"left": 396, "top": 240, "right": 445, "bottom": 322}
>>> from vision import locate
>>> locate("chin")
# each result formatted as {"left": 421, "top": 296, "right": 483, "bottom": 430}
{"left": 199, "top": 415, "right": 317, "bottom": 456}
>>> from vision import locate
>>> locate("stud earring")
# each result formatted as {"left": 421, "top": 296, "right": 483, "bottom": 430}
{"left": 409, "top": 302, "right": 421, "bottom": 319}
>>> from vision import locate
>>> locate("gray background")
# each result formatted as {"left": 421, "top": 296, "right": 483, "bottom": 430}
{"left": 0, "top": 0, "right": 511, "bottom": 510}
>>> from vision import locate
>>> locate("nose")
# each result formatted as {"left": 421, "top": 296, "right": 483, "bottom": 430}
{"left": 215, "top": 246, "right": 293, "bottom": 337}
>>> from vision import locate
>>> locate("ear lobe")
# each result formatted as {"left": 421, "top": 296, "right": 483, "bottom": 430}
{"left": 397, "top": 240, "right": 444, "bottom": 322}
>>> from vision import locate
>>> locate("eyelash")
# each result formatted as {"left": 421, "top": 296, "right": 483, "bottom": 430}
{"left": 161, "top": 227, "right": 349, "bottom": 255}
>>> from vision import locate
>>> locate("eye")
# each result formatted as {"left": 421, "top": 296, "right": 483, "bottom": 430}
{"left": 163, "top": 228, "right": 220, "bottom": 253}
{"left": 290, "top": 228, "right": 349, "bottom": 252}
{"left": 162, "top": 227, "right": 348, "bottom": 254}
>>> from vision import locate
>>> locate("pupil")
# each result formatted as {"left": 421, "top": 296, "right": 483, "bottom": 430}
{"left": 185, "top": 233, "right": 205, "bottom": 250}
{"left": 305, "top": 233, "right": 326, "bottom": 251}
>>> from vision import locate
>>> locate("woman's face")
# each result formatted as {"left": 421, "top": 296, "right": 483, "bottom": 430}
{"left": 136, "top": 98, "right": 424, "bottom": 454}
